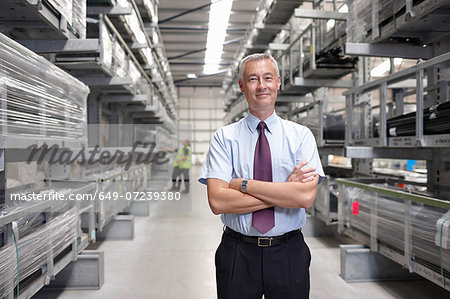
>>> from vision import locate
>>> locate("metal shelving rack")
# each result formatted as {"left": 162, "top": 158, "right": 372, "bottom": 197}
{"left": 333, "top": 0, "right": 450, "bottom": 290}
{"left": 0, "top": 0, "right": 85, "bottom": 40}
{"left": 0, "top": 0, "right": 178, "bottom": 297}
{"left": 336, "top": 177, "right": 450, "bottom": 291}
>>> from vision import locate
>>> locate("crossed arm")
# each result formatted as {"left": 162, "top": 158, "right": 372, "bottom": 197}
{"left": 206, "top": 161, "right": 319, "bottom": 215}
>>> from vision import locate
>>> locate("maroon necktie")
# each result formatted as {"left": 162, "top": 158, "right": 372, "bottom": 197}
{"left": 252, "top": 121, "right": 274, "bottom": 234}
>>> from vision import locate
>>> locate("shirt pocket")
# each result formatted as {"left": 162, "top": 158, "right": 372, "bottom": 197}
{"left": 278, "top": 157, "right": 296, "bottom": 181}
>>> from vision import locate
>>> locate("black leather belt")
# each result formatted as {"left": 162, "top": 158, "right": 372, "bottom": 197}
{"left": 224, "top": 227, "right": 302, "bottom": 247}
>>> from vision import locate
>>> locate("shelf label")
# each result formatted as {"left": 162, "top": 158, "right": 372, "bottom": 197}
{"left": 352, "top": 201, "right": 359, "bottom": 215}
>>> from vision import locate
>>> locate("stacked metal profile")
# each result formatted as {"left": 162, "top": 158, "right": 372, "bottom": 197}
{"left": 340, "top": 183, "right": 450, "bottom": 286}
{"left": 0, "top": 0, "right": 86, "bottom": 39}
{"left": 0, "top": 208, "right": 79, "bottom": 298}
{"left": 346, "top": 0, "right": 450, "bottom": 43}
{"left": 0, "top": 31, "right": 90, "bottom": 297}
{"left": 46, "top": 0, "right": 87, "bottom": 38}
{"left": 54, "top": 19, "right": 150, "bottom": 97}
{"left": 0, "top": 32, "right": 89, "bottom": 148}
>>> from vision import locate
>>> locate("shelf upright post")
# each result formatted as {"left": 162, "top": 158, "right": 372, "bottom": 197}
{"left": 379, "top": 82, "right": 387, "bottom": 146}
{"left": 416, "top": 69, "right": 424, "bottom": 146}
{"left": 345, "top": 93, "right": 353, "bottom": 146}
{"left": 371, "top": 0, "right": 380, "bottom": 40}
{"left": 369, "top": 192, "right": 378, "bottom": 252}
{"left": 310, "top": 24, "right": 316, "bottom": 72}
{"left": 299, "top": 36, "right": 303, "bottom": 78}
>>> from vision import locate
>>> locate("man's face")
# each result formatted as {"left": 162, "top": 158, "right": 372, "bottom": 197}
{"left": 238, "top": 59, "right": 281, "bottom": 113}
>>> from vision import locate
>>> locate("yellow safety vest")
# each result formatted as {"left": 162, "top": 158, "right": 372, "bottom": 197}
{"left": 175, "top": 146, "right": 191, "bottom": 169}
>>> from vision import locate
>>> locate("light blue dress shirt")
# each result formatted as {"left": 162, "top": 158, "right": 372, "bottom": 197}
{"left": 199, "top": 110, "right": 325, "bottom": 237}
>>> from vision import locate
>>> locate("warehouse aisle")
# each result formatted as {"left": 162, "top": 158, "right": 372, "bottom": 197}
{"left": 35, "top": 166, "right": 448, "bottom": 299}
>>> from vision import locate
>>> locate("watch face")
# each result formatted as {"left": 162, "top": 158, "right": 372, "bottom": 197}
{"left": 241, "top": 179, "right": 248, "bottom": 193}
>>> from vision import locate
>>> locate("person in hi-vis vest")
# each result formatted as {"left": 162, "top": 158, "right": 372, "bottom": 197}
{"left": 167, "top": 139, "right": 191, "bottom": 193}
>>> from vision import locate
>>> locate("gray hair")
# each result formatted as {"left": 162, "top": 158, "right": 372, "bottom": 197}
{"left": 238, "top": 53, "right": 280, "bottom": 80}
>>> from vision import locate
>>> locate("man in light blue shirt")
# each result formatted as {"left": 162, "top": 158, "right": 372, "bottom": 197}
{"left": 199, "top": 53, "right": 324, "bottom": 299}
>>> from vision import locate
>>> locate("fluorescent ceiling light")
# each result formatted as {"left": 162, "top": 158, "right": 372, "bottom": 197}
{"left": 203, "top": 0, "right": 233, "bottom": 75}
{"left": 186, "top": 73, "right": 198, "bottom": 79}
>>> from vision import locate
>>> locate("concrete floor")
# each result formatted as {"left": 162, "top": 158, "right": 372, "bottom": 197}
{"left": 35, "top": 166, "right": 449, "bottom": 299}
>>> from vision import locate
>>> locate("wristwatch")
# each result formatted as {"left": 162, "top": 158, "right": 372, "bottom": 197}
{"left": 240, "top": 178, "right": 249, "bottom": 193}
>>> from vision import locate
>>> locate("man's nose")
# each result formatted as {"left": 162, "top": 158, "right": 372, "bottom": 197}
{"left": 257, "top": 78, "right": 267, "bottom": 89}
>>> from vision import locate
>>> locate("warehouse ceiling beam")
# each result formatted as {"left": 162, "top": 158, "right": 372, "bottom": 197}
{"left": 18, "top": 39, "right": 100, "bottom": 53}
{"left": 78, "top": 77, "right": 133, "bottom": 86}
{"left": 157, "top": 26, "right": 246, "bottom": 32}
{"left": 87, "top": 6, "right": 133, "bottom": 16}
{"left": 174, "top": 69, "right": 228, "bottom": 84}
{"left": 345, "top": 43, "right": 434, "bottom": 60}
{"left": 168, "top": 37, "right": 243, "bottom": 60}
{"left": 158, "top": 1, "right": 218, "bottom": 25}
{"left": 294, "top": 78, "right": 353, "bottom": 88}
{"left": 124, "top": 105, "right": 158, "bottom": 112}
{"left": 294, "top": 9, "right": 348, "bottom": 20}
{"left": 268, "top": 43, "right": 289, "bottom": 51}
{"left": 254, "top": 23, "right": 290, "bottom": 31}
{"left": 129, "top": 43, "right": 149, "bottom": 50}
{"left": 142, "top": 64, "right": 157, "bottom": 70}
{"left": 100, "top": 95, "right": 149, "bottom": 104}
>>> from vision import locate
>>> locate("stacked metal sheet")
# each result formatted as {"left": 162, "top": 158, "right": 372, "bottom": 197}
{"left": 72, "top": 0, "right": 87, "bottom": 39}
{"left": 341, "top": 184, "right": 450, "bottom": 281}
{"left": 346, "top": 0, "right": 405, "bottom": 43}
{"left": 0, "top": 32, "right": 89, "bottom": 147}
{"left": 0, "top": 208, "right": 78, "bottom": 298}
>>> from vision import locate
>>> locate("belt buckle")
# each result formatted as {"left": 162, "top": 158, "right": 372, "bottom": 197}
{"left": 257, "top": 237, "right": 272, "bottom": 247}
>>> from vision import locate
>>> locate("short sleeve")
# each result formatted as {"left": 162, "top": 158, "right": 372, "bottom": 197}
{"left": 296, "top": 128, "right": 325, "bottom": 184}
{"left": 198, "top": 129, "right": 233, "bottom": 185}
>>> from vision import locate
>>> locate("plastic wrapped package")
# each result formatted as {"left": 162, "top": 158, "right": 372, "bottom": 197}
{"left": 18, "top": 208, "right": 77, "bottom": 281}
{"left": 0, "top": 208, "right": 77, "bottom": 297}
{"left": 126, "top": 11, "right": 147, "bottom": 44}
{"left": 346, "top": 0, "right": 408, "bottom": 43}
{"left": 142, "top": 0, "right": 157, "bottom": 22}
{"left": 0, "top": 245, "right": 15, "bottom": 299}
{"left": 129, "top": 60, "right": 141, "bottom": 87}
{"left": 0, "top": 32, "right": 89, "bottom": 147}
{"left": 113, "top": 40, "right": 129, "bottom": 78}
{"left": 0, "top": 212, "right": 46, "bottom": 247}
{"left": 47, "top": 0, "right": 74, "bottom": 26}
{"left": 117, "top": 0, "right": 147, "bottom": 44}
{"left": 345, "top": 0, "right": 370, "bottom": 43}
{"left": 342, "top": 185, "right": 450, "bottom": 279}
{"left": 72, "top": 0, "right": 87, "bottom": 39}
{"left": 136, "top": 78, "right": 151, "bottom": 97}
{"left": 141, "top": 47, "right": 154, "bottom": 66}
{"left": 100, "top": 21, "right": 114, "bottom": 73}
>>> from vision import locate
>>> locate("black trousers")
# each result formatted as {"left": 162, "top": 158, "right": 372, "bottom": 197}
{"left": 215, "top": 229, "right": 311, "bottom": 299}
{"left": 171, "top": 167, "right": 190, "bottom": 184}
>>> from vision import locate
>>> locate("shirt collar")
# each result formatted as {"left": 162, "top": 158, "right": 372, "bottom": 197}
{"left": 245, "top": 110, "right": 278, "bottom": 134}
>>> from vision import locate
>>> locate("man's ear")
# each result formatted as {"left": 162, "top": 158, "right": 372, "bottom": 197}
{"left": 238, "top": 79, "right": 244, "bottom": 92}
{"left": 277, "top": 76, "right": 281, "bottom": 90}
